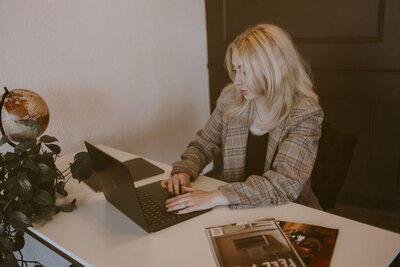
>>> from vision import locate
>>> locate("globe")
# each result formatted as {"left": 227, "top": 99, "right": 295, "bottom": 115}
{"left": 1, "top": 89, "right": 50, "bottom": 142}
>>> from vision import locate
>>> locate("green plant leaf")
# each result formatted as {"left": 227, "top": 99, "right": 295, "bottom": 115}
{"left": 5, "top": 173, "right": 32, "bottom": 199}
{"left": 7, "top": 159, "right": 21, "bottom": 170}
{"left": 70, "top": 152, "right": 93, "bottom": 181}
{"left": 22, "top": 158, "right": 39, "bottom": 171}
{"left": 56, "top": 199, "right": 76, "bottom": 212}
{"left": 4, "top": 152, "right": 15, "bottom": 161}
{"left": 19, "top": 119, "right": 41, "bottom": 137}
{"left": 0, "top": 237, "right": 13, "bottom": 253}
{"left": 16, "top": 203, "right": 33, "bottom": 219}
{"left": 0, "top": 184, "right": 5, "bottom": 194}
{"left": 13, "top": 231, "right": 25, "bottom": 251}
{"left": 39, "top": 135, "right": 58, "bottom": 143}
{"left": 5, "top": 191, "right": 16, "bottom": 201}
{"left": 55, "top": 181, "right": 68, "bottom": 196}
{"left": 1, "top": 256, "right": 15, "bottom": 266}
{"left": 3, "top": 252, "right": 18, "bottom": 266}
{"left": 14, "top": 139, "right": 36, "bottom": 153}
{"left": 45, "top": 144, "right": 61, "bottom": 155}
{"left": 3, "top": 152, "right": 21, "bottom": 170}
{"left": 32, "top": 163, "right": 57, "bottom": 183}
{"left": 32, "top": 189, "right": 54, "bottom": 206}
{"left": 0, "top": 225, "right": 5, "bottom": 237}
{"left": 74, "top": 151, "right": 89, "bottom": 161}
{"left": 5, "top": 176, "right": 19, "bottom": 194}
{"left": 33, "top": 205, "right": 59, "bottom": 218}
{"left": 16, "top": 173, "right": 33, "bottom": 200}
{"left": 8, "top": 211, "right": 32, "bottom": 230}
{"left": 37, "top": 152, "right": 55, "bottom": 166}
{"left": 0, "top": 135, "right": 9, "bottom": 146}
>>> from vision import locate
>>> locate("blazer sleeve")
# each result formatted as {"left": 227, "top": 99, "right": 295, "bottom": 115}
{"left": 218, "top": 103, "right": 323, "bottom": 208}
{"left": 171, "top": 94, "right": 225, "bottom": 180}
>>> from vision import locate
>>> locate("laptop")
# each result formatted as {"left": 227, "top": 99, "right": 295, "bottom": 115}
{"left": 84, "top": 142, "right": 211, "bottom": 232}
{"left": 83, "top": 149, "right": 165, "bottom": 192}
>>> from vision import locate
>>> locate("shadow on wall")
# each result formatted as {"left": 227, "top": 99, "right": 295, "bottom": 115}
{"left": 40, "top": 86, "right": 117, "bottom": 155}
{"left": 106, "top": 97, "right": 201, "bottom": 165}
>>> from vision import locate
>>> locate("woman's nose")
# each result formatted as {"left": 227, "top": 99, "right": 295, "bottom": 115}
{"left": 234, "top": 76, "right": 242, "bottom": 86}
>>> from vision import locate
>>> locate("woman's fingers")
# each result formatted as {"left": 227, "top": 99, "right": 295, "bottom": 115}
{"left": 180, "top": 178, "right": 192, "bottom": 188}
{"left": 173, "top": 180, "right": 181, "bottom": 195}
{"left": 162, "top": 173, "right": 191, "bottom": 195}
{"left": 181, "top": 186, "right": 194, "bottom": 193}
{"left": 176, "top": 205, "right": 199, "bottom": 214}
{"left": 167, "top": 201, "right": 188, "bottom": 211}
{"left": 165, "top": 196, "right": 192, "bottom": 211}
{"left": 167, "top": 179, "right": 175, "bottom": 194}
{"left": 165, "top": 190, "right": 227, "bottom": 214}
{"left": 165, "top": 192, "right": 190, "bottom": 205}
{"left": 165, "top": 190, "right": 215, "bottom": 213}
{"left": 168, "top": 176, "right": 179, "bottom": 194}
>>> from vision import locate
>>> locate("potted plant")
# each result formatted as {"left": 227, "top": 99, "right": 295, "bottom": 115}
{"left": 0, "top": 87, "right": 93, "bottom": 266}
{"left": 0, "top": 133, "right": 93, "bottom": 266}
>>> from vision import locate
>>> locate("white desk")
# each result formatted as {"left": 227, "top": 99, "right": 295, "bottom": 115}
{"left": 34, "top": 145, "right": 400, "bottom": 267}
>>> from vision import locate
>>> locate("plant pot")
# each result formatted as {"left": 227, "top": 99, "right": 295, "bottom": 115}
{"left": 38, "top": 180, "right": 56, "bottom": 201}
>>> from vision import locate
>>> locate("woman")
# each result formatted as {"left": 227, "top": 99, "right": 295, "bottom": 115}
{"left": 162, "top": 24, "right": 323, "bottom": 214}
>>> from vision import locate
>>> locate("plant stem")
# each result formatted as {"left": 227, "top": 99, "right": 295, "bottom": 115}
{"left": 64, "top": 173, "right": 72, "bottom": 181}
{"left": 61, "top": 167, "right": 70, "bottom": 174}
{"left": 6, "top": 224, "right": 11, "bottom": 236}
{"left": 39, "top": 143, "right": 44, "bottom": 154}
{"left": 17, "top": 250, "right": 24, "bottom": 267}
{"left": 16, "top": 256, "right": 42, "bottom": 267}
{"left": 2, "top": 198, "right": 14, "bottom": 213}
{"left": 56, "top": 169, "right": 65, "bottom": 180}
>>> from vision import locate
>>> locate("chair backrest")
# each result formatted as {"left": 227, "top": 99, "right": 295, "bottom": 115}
{"left": 310, "top": 121, "right": 357, "bottom": 210}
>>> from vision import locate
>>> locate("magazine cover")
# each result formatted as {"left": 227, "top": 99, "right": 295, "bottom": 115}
{"left": 278, "top": 221, "right": 338, "bottom": 267}
{"left": 205, "top": 218, "right": 305, "bottom": 267}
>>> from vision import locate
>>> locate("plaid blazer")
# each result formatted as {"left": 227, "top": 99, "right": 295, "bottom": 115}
{"left": 172, "top": 84, "right": 323, "bottom": 209}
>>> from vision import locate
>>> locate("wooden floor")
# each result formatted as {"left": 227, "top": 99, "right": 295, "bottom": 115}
{"left": 328, "top": 202, "right": 400, "bottom": 234}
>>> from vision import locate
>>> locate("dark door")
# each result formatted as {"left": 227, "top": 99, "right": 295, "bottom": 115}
{"left": 205, "top": 0, "right": 400, "bottom": 210}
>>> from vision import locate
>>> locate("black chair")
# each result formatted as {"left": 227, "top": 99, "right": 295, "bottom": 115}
{"left": 310, "top": 121, "right": 357, "bottom": 210}
{"left": 206, "top": 121, "right": 357, "bottom": 211}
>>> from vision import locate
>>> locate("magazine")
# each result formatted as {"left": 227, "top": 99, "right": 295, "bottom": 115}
{"left": 278, "top": 221, "right": 338, "bottom": 267}
{"left": 205, "top": 218, "right": 305, "bottom": 267}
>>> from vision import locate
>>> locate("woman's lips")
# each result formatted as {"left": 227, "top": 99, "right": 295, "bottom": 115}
{"left": 240, "top": 90, "right": 247, "bottom": 95}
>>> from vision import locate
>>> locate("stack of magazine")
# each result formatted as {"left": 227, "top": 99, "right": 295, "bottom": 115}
{"left": 205, "top": 218, "right": 338, "bottom": 267}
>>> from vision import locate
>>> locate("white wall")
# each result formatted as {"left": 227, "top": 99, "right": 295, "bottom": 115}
{"left": 0, "top": 0, "right": 210, "bottom": 165}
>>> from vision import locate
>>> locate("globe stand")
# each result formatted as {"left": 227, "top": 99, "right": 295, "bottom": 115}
{"left": 0, "top": 87, "right": 16, "bottom": 147}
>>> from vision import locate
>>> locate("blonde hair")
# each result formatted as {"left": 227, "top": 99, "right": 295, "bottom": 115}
{"left": 222, "top": 24, "right": 318, "bottom": 131}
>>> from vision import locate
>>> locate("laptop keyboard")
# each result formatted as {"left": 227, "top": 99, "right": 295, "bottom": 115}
{"left": 136, "top": 187, "right": 184, "bottom": 230}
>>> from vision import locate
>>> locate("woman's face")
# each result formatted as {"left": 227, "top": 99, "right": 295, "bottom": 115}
{"left": 231, "top": 50, "right": 263, "bottom": 101}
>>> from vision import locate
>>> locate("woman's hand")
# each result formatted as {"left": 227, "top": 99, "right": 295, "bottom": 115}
{"left": 165, "top": 186, "right": 229, "bottom": 214}
{"left": 161, "top": 173, "right": 191, "bottom": 195}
